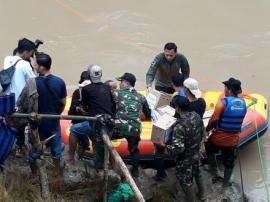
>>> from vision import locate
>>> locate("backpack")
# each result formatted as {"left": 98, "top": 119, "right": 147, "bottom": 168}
{"left": 0, "top": 59, "right": 21, "bottom": 91}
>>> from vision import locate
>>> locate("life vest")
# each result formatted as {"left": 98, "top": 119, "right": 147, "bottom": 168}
{"left": 0, "top": 93, "right": 15, "bottom": 115}
{"left": 0, "top": 121, "right": 16, "bottom": 165}
{"left": 219, "top": 96, "right": 247, "bottom": 132}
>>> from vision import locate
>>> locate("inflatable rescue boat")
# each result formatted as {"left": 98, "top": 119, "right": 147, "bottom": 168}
{"left": 60, "top": 90, "right": 269, "bottom": 159}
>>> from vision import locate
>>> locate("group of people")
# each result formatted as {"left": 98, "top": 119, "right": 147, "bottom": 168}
{"left": 0, "top": 39, "right": 247, "bottom": 201}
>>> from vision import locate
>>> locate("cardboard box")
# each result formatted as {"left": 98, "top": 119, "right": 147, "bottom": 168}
{"left": 151, "top": 114, "right": 177, "bottom": 144}
{"left": 202, "top": 110, "right": 214, "bottom": 127}
{"left": 146, "top": 89, "right": 171, "bottom": 110}
{"left": 157, "top": 105, "right": 175, "bottom": 117}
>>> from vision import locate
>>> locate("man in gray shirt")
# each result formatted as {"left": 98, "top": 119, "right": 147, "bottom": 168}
{"left": 146, "top": 42, "right": 190, "bottom": 94}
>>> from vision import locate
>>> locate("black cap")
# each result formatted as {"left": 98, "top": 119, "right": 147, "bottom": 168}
{"left": 174, "top": 96, "right": 190, "bottom": 111}
{"left": 222, "top": 77, "right": 242, "bottom": 94}
{"left": 116, "top": 73, "right": 136, "bottom": 87}
{"left": 79, "top": 71, "right": 90, "bottom": 84}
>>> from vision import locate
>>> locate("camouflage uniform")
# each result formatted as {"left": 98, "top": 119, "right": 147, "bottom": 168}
{"left": 166, "top": 111, "right": 204, "bottom": 192}
{"left": 113, "top": 87, "right": 151, "bottom": 175}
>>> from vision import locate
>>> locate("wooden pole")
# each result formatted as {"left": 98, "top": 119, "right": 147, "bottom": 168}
{"left": 103, "top": 144, "right": 109, "bottom": 202}
{"left": 101, "top": 134, "right": 145, "bottom": 202}
{"left": 9, "top": 113, "right": 97, "bottom": 121}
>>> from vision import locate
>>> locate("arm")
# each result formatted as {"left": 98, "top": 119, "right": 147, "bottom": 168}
{"left": 142, "top": 97, "right": 151, "bottom": 120}
{"left": 23, "top": 62, "right": 36, "bottom": 79}
{"left": 179, "top": 54, "right": 190, "bottom": 78}
{"left": 206, "top": 100, "right": 225, "bottom": 131}
{"left": 166, "top": 125, "right": 186, "bottom": 156}
{"left": 68, "top": 90, "right": 80, "bottom": 115}
{"left": 59, "top": 97, "right": 66, "bottom": 114}
{"left": 146, "top": 54, "right": 160, "bottom": 87}
{"left": 59, "top": 81, "right": 67, "bottom": 114}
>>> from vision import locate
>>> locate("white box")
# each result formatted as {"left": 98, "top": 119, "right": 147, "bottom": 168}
{"left": 146, "top": 89, "right": 171, "bottom": 110}
{"left": 151, "top": 114, "right": 177, "bottom": 144}
{"left": 157, "top": 105, "right": 175, "bottom": 117}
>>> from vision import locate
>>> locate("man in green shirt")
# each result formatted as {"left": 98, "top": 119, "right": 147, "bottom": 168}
{"left": 114, "top": 73, "right": 151, "bottom": 177}
{"left": 146, "top": 42, "right": 190, "bottom": 94}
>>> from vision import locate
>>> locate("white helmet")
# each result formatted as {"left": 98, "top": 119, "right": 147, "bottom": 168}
{"left": 88, "top": 64, "right": 102, "bottom": 83}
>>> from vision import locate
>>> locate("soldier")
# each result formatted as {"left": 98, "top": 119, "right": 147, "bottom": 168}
{"left": 156, "top": 96, "right": 206, "bottom": 201}
{"left": 146, "top": 42, "right": 190, "bottom": 94}
{"left": 113, "top": 73, "right": 151, "bottom": 177}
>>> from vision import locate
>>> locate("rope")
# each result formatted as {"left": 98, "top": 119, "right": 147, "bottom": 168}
{"left": 253, "top": 104, "right": 270, "bottom": 201}
{"left": 237, "top": 151, "right": 246, "bottom": 201}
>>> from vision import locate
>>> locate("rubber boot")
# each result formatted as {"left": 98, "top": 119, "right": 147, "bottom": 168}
{"left": 153, "top": 156, "right": 167, "bottom": 181}
{"left": 207, "top": 154, "right": 222, "bottom": 183}
{"left": 223, "top": 168, "right": 233, "bottom": 187}
{"left": 131, "top": 152, "right": 139, "bottom": 178}
{"left": 183, "top": 186, "right": 196, "bottom": 202}
{"left": 195, "top": 175, "right": 207, "bottom": 201}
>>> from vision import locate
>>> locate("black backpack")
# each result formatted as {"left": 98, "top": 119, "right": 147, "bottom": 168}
{"left": 0, "top": 59, "right": 21, "bottom": 92}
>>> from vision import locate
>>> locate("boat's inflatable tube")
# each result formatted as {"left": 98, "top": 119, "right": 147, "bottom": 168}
{"left": 0, "top": 121, "right": 16, "bottom": 165}
{"left": 60, "top": 90, "right": 269, "bottom": 159}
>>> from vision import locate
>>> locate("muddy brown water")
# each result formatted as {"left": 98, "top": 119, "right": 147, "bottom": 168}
{"left": 1, "top": 0, "right": 270, "bottom": 201}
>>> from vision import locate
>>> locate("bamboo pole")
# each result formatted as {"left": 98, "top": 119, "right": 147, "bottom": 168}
{"left": 101, "top": 134, "right": 145, "bottom": 202}
{"left": 9, "top": 113, "right": 97, "bottom": 121}
{"left": 103, "top": 144, "right": 109, "bottom": 202}
{"left": 8, "top": 112, "right": 145, "bottom": 201}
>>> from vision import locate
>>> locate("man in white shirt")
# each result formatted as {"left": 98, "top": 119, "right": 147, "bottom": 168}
{"left": 4, "top": 38, "right": 36, "bottom": 103}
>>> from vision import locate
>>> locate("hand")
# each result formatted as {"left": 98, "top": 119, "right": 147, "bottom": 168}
{"left": 76, "top": 106, "right": 87, "bottom": 114}
{"left": 154, "top": 137, "right": 165, "bottom": 147}
{"left": 146, "top": 86, "right": 152, "bottom": 94}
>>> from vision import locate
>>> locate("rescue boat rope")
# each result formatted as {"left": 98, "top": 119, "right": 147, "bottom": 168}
{"left": 253, "top": 104, "right": 270, "bottom": 201}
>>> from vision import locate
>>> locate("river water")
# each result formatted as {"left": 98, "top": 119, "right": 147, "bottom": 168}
{"left": 1, "top": 0, "right": 270, "bottom": 201}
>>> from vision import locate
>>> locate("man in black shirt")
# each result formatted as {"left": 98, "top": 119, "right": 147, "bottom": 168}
{"left": 184, "top": 78, "right": 206, "bottom": 118}
{"left": 68, "top": 65, "right": 114, "bottom": 169}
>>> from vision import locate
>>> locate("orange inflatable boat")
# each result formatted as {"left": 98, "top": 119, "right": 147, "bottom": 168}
{"left": 60, "top": 90, "right": 269, "bottom": 159}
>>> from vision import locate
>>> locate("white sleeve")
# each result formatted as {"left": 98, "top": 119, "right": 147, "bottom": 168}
{"left": 23, "top": 63, "right": 36, "bottom": 79}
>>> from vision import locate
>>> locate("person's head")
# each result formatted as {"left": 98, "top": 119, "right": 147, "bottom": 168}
{"left": 116, "top": 73, "right": 136, "bottom": 89}
{"left": 78, "top": 70, "right": 91, "bottom": 88}
{"left": 88, "top": 64, "right": 102, "bottom": 83}
{"left": 105, "top": 80, "right": 118, "bottom": 92}
{"left": 17, "top": 38, "right": 36, "bottom": 60}
{"left": 222, "top": 77, "right": 242, "bottom": 96}
{"left": 79, "top": 71, "right": 90, "bottom": 84}
{"left": 172, "top": 73, "right": 185, "bottom": 90}
{"left": 174, "top": 96, "right": 190, "bottom": 114}
{"left": 183, "top": 78, "right": 201, "bottom": 99}
{"left": 34, "top": 52, "right": 52, "bottom": 74}
{"left": 164, "top": 42, "right": 177, "bottom": 62}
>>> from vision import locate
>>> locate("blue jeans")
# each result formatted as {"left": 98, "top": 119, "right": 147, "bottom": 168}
{"left": 36, "top": 126, "right": 62, "bottom": 159}
{"left": 70, "top": 121, "right": 104, "bottom": 169}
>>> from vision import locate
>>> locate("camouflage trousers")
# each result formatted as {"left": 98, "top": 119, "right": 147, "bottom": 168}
{"left": 176, "top": 159, "right": 201, "bottom": 189}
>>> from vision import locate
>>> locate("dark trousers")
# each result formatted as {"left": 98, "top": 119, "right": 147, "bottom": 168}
{"left": 155, "top": 86, "right": 175, "bottom": 94}
{"left": 205, "top": 142, "right": 238, "bottom": 169}
{"left": 16, "top": 127, "right": 25, "bottom": 149}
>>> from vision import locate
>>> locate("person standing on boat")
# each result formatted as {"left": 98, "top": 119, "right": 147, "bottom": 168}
{"left": 68, "top": 65, "right": 115, "bottom": 170}
{"left": 156, "top": 96, "right": 206, "bottom": 201}
{"left": 205, "top": 78, "right": 247, "bottom": 187}
{"left": 113, "top": 73, "right": 151, "bottom": 177}
{"left": 146, "top": 42, "right": 190, "bottom": 94}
